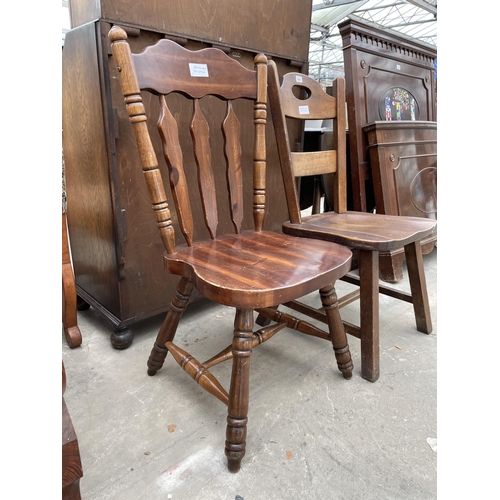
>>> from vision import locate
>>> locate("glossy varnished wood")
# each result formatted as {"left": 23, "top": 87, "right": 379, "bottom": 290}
{"left": 267, "top": 60, "right": 436, "bottom": 382}
{"left": 165, "top": 230, "right": 352, "bottom": 309}
{"left": 283, "top": 212, "right": 436, "bottom": 253}
{"left": 110, "top": 27, "right": 354, "bottom": 472}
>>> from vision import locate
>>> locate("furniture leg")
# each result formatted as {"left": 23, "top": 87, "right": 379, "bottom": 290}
{"left": 110, "top": 325, "right": 134, "bottom": 350}
{"left": 62, "top": 213, "right": 82, "bottom": 348}
{"left": 76, "top": 296, "right": 90, "bottom": 311}
{"left": 379, "top": 249, "right": 405, "bottom": 283}
{"left": 404, "top": 241, "right": 432, "bottom": 334}
{"left": 320, "top": 283, "right": 353, "bottom": 379}
{"left": 147, "top": 277, "right": 194, "bottom": 376}
{"left": 359, "top": 249, "right": 380, "bottom": 382}
{"left": 225, "top": 308, "right": 254, "bottom": 472}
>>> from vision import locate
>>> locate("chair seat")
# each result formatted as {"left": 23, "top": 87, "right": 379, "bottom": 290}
{"left": 283, "top": 212, "right": 437, "bottom": 252}
{"left": 165, "top": 230, "right": 352, "bottom": 309}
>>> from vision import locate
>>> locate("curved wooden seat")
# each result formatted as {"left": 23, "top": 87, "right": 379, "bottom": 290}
{"left": 166, "top": 230, "right": 352, "bottom": 308}
{"left": 267, "top": 60, "right": 437, "bottom": 382}
{"left": 283, "top": 212, "right": 436, "bottom": 252}
{"left": 109, "top": 27, "right": 354, "bottom": 473}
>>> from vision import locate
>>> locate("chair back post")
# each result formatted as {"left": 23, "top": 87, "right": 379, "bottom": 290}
{"left": 109, "top": 26, "right": 176, "bottom": 254}
{"left": 253, "top": 54, "right": 268, "bottom": 232}
{"left": 328, "top": 76, "right": 348, "bottom": 213}
{"left": 267, "top": 59, "right": 302, "bottom": 224}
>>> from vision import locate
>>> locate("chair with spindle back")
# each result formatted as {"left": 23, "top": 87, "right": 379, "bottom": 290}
{"left": 109, "top": 26, "right": 355, "bottom": 472}
{"left": 266, "top": 60, "right": 437, "bottom": 383}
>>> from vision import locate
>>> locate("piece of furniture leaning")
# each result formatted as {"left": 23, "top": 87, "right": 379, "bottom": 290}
{"left": 62, "top": 0, "right": 312, "bottom": 348}
{"left": 266, "top": 61, "right": 437, "bottom": 382}
{"left": 62, "top": 155, "right": 82, "bottom": 348}
{"left": 62, "top": 362, "right": 83, "bottom": 500}
{"left": 109, "top": 27, "right": 354, "bottom": 472}
{"left": 364, "top": 120, "right": 437, "bottom": 282}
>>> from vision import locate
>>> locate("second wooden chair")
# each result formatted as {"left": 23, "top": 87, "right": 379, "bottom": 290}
{"left": 265, "top": 60, "right": 437, "bottom": 383}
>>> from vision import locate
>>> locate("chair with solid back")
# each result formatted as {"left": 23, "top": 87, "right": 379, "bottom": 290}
{"left": 266, "top": 59, "right": 437, "bottom": 383}
{"left": 108, "top": 26, "right": 355, "bottom": 472}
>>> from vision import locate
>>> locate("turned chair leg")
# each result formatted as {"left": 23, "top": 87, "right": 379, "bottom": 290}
{"left": 225, "top": 308, "right": 254, "bottom": 472}
{"left": 147, "top": 278, "right": 194, "bottom": 376}
{"left": 320, "top": 283, "right": 353, "bottom": 379}
{"left": 358, "top": 249, "right": 380, "bottom": 383}
{"left": 404, "top": 241, "right": 433, "bottom": 334}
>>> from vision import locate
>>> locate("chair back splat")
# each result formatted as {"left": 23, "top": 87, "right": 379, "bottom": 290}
{"left": 110, "top": 27, "right": 268, "bottom": 253}
{"left": 109, "top": 26, "right": 354, "bottom": 473}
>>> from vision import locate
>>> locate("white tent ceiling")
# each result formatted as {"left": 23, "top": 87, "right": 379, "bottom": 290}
{"left": 309, "top": 0, "right": 437, "bottom": 84}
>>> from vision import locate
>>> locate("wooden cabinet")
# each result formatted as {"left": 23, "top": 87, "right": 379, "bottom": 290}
{"left": 364, "top": 121, "right": 437, "bottom": 281}
{"left": 339, "top": 17, "right": 437, "bottom": 214}
{"left": 62, "top": 1, "right": 312, "bottom": 348}
{"left": 365, "top": 121, "right": 437, "bottom": 220}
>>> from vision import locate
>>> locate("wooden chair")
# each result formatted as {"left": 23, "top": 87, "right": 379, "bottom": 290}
{"left": 109, "top": 26, "right": 354, "bottom": 472}
{"left": 266, "top": 60, "right": 437, "bottom": 383}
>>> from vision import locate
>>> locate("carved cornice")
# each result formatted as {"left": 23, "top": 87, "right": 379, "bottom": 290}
{"left": 339, "top": 16, "right": 437, "bottom": 69}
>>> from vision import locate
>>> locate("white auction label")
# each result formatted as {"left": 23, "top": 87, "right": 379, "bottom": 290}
{"left": 295, "top": 75, "right": 303, "bottom": 83}
{"left": 298, "top": 105, "right": 310, "bottom": 115}
{"left": 189, "top": 63, "right": 209, "bottom": 77}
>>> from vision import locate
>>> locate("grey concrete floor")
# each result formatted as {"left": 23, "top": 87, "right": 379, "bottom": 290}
{"left": 62, "top": 248, "right": 437, "bottom": 500}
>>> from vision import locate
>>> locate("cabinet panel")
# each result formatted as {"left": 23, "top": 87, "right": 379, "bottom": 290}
{"left": 69, "top": 0, "right": 312, "bottom": 61}
{"left": 62, "top": 22, "right": 120, "bottom": 318}
{"left": 365, "top": 121, "right": 437, "bottom": 219}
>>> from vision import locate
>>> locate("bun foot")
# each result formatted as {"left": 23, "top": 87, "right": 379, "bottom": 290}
{"left": 110, "top": 327, "right": 133, "bottom": 349}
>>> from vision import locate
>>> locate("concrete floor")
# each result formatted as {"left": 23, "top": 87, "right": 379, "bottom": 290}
{"left": 62, "top": 248, "right": 437, "bottom": 500}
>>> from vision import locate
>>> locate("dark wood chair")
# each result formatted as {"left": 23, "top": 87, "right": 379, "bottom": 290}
{"left": 266, "top": 60, "right": 437, "bottom": 383}
{"left": 109, "top": 26, "right": 354, "bottom": 473}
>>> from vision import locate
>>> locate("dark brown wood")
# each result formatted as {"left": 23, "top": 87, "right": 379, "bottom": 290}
{"left": 147, "top": 277, "right": 194, "bottom": 376}
{"left": 320, "top": 283, "right": 354, "bottom": 379}
{"left": 68, "top": 0, "right": 312, "bottom": 62}
{"left": 364, "top": 120, "right": 437, "bottom": 282}
{"left": 62, "top": 14, "right": 305, "bottom": 345}
{"left": 166, "top": 341, "right": 230, "bottom": 405}
{"left": 62, "top": 363, "right": 83, "bottom": 500}
{"left": 358, "top": 250, "right": 380, "bottom": 382}
{"left": 267, "top": 59, "right": 436, "bottom": 382}
{"left": 203, "top": 321, "right": 288, "bottom": 368}
{"left": 223, "top": 101, "right": 244, "bottom": 233}
{"left": 110, "top": 28, "right": 354, "bottom": 472}
{"left": 404, "top": 241, "right": 432, "bottom": 334}
{"left": 339, "top": 17, "right": 437, "bottom": 213}
{"left": 225, "top": 309, "right": 254, "bottom": 472}
{"left": 62, "top": 213, "right": 82, "bottom": 348}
